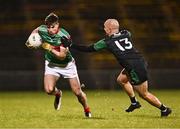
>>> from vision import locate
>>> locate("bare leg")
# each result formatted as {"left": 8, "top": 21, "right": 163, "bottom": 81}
{"left": 134, "top": 81, "right": 172, "bottom": 117}
{"left": 134, "top": 81, "right": 162, "bottom": 108}
{"left": 44, "top": 74, "right": 59, "bottom": 95}
{"left": 117, "top": 69, "right": 141, "bottom": 112}
{"left": 44, "top": 74, "right": 62, "bottom": 110}
{"left": 117, "top": 73, "right": 135, "bottom": 97}
{"left": 69, "top": 77, "right": 91, "bottom": 117}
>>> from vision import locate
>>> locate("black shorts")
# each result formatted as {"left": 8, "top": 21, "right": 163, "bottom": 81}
{"left": 123, "top": 58, "right": 148, "bottom": 85}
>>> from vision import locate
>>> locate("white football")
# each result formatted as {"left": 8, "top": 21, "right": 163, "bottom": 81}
{"left": 28, "top": 32, "right": 42, "bottom": 48}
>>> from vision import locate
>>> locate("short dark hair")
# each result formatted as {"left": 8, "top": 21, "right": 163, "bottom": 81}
{"left": 44, "top": 13, "right": 59, "bottom": 26}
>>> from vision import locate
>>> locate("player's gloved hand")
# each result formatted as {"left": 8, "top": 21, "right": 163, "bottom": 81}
{"left": 41, "top": 42, "right": 52, "bottom": 51}
{"left": 61, "top": 36, "right": 73, "bottom": 48}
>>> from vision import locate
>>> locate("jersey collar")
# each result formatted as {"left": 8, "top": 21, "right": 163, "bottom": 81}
{"left": 110, "top": 32, "right": 121, "bottom": 38}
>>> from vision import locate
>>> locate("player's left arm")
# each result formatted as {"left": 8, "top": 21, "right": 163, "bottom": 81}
{"left": 51, "top": 46, "right": 69, "bottom": 60}
{"left": 61, "top": 36, "right": 106, "bottom": 52}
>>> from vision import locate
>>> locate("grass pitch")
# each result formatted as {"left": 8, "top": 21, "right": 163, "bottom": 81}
{"left": 0, "top": 90, "right": 180, "bottom": 128}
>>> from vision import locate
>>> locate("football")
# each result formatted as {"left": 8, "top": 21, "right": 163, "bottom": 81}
{"left": 28, "top": 32, "right": 42, "bottom": 48}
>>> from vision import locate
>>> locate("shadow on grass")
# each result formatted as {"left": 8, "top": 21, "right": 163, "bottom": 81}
{"left": 58, "top": 114, "right": 106, "bottom": 120}
{"left": 130, "top": 114, "right": 177, "bottom": 119}
{"left": 83, "top": 117, "right": 106, "bottom": 120}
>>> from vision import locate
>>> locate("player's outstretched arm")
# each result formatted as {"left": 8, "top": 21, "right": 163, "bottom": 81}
{"left": 61, "top": 36, "right": 96, "bottom": 52}
{"left": 71, "top": 44, "right": 96, "bottom": 52}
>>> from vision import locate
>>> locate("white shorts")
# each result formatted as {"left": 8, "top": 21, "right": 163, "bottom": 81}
{"left": 44, "top": 59, "right": 78, "bottom": 78}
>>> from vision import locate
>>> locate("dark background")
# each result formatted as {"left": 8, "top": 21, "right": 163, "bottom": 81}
{"left": 0, "top": 0, "right": 179, "bottom": 90}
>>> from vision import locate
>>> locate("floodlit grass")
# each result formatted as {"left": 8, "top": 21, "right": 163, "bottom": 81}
{"left": 0, "top": 90, "right": 180, "bottom": 128}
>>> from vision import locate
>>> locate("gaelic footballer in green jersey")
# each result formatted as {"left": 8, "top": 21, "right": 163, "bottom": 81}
{"left": 38, "top": 25, "right": 73, "bottom": 65}
{"left": 62, "top": 19, "right": 171, "bottom": 117}
{"left": 26, "top": 13, "right": 92, "bottom": 117}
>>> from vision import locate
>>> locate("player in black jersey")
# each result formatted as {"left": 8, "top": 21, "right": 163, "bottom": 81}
{"left": 61, "top": 19, "right": 171, "bottom": 117}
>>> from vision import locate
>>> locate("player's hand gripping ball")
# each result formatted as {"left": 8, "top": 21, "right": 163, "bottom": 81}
{"left": 26, "top": 32, "right": 42, "bottom": 49}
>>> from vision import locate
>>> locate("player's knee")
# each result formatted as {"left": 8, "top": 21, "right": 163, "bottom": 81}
{"left": 73, "top": 87, "right": 82, "bottom": 96}
{"left": 44, "top": 86, "right": 54, "bottom": 95}
{"left": 138, "top": 92, "right": 149, "bottom": 99}
{"left": 117, "top": 75, "right": 128, "bottom": 85}
{"left": 116, "top": 76, "right": 122, "bottom": 84}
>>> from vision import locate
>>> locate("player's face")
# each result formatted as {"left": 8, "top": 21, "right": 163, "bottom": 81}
{"left": 47, "top": 22, "right": 59, "bottom": 35}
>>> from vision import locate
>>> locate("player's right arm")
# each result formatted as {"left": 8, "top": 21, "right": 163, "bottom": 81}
{"left": 41, "top": 43, "right": 68, "bottom": 60}
{"left": 72, "top": 39, "right": 107, "bottom": 52}
{"left": 71, "top": 44, "right": 96, "bottom": 52}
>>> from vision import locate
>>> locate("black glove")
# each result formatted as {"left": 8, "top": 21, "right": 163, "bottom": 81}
{"left": 61, "top": 36, "right": 73, "bottom": 48}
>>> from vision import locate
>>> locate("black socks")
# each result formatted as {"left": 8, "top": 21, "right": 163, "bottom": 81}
{"left": 130, "top": 96, "right": 137, "bottom": 104}
{"left": 159, "top": 104, "right": 167, "bottom": 111}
